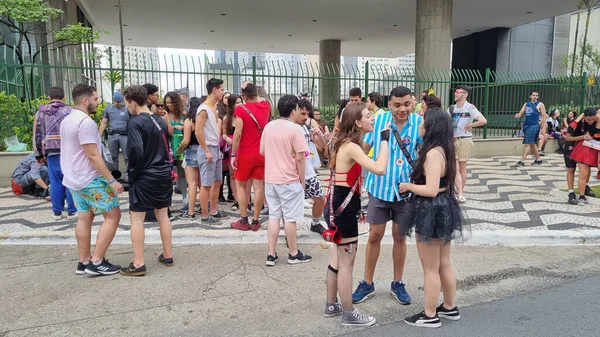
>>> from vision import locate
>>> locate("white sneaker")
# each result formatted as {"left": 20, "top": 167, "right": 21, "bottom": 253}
{"left": 457, "top": 195, "right": 467, "bottom": 203}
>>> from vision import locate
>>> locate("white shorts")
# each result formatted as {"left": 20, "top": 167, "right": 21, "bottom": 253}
{"left": 265, "top": 182, "right": 305, "bottom": 222}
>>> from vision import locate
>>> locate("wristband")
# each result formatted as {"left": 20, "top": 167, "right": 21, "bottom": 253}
{"left": 107, "top": 179, "right": 116, "bottom": 184}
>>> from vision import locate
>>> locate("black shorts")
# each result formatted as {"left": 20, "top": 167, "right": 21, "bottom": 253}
{"left": 563, "top": 143, "right": 576, "bottom": 169}
{"left": 332, "top": 186, "right": 361, "bottom": 239}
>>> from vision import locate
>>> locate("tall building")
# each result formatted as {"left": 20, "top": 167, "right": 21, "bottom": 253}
{"left": 98, "top": 45, "right": 160, "bottom": 101}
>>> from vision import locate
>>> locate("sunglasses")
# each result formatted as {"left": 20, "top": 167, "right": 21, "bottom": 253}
{"left": 156, "top": 104, "right": 164, "bottom": 108}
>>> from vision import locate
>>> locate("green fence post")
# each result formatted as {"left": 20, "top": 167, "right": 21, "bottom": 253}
{"left": 252, "top": 56, "right": 257, "bottom": 84}
{"left": 108, "top": 47, "right": 115, "bottom": 95}
{"left": 483, "top": 68, "right": 490, "bottom": 139}
{"left": 364, "top": 61, "right": 369, "bottom": 99}
{"left": 580, "top": 72, "right": 587, "bottom": 114}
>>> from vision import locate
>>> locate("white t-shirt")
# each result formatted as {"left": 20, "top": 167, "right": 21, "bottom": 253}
{"left": 449, "top": 101, "right": 482, "bottom": 138}
{"left": 60, "top": 109, "right": 102, "bottom": 191}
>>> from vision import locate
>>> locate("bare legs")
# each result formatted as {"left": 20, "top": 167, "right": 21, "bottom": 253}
{"left": 75, "top": 207, "right": 121, "bottom": 263}
{"left": 363, "top": 222, "right": 407, "bottom": 284}
{"left": 129, "top": 207, "right": 172, "bottom": 268}
{"left": 416, "top": 239, "right": 456, "bottom": 317}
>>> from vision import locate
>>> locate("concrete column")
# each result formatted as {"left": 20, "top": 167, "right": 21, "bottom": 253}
{"left": 415, "top": 0, "right": 453, "bottom": 69}
{"left": 319, "top": 39, "right": 341, "bottom": 108}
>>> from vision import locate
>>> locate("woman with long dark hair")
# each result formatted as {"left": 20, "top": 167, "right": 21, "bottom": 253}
{"left": 164, "top": 91, "right": 188, "bottom": 214}
{"left": 176, "top": 96, "right": 205, "bottom": 218}
{"left": 222, "top": 94, "right": 243, "bottom": 210}
{"left": 217, "top": 91, "right": 232, "bottom": 203}
{"left": 399, "top": 107, "right": 463, "bottom": 328}
{"left": 324, "top": 102, "right": 389, "bottom": 327}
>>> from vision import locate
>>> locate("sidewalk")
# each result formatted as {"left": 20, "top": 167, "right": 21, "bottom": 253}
{"left": 2, "top": 154, "right": 600, "bottom": 245}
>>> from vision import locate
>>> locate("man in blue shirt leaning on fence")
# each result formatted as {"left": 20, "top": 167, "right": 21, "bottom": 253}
{"left": 352, "top": 86, "right": 423, "bottom": 306}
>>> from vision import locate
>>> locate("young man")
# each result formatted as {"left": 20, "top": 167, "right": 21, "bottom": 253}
{"left": 352, "top": 86, "right": 421, "bottom": 305}
{"left": 564, "top": 107, "right": 598, "bottom": 205}
{"left": 515, "top": 91, "right": 547, "bottom": 167}
{"left": 367, "top": 92, "right": 386, "bottom": 159}
{"left": 120, "top": 85, "right": 174, "bottom": 276}
{"left": 262, "top": 95, "right": 312, "bottom": 266}
{"left": 449, "top": 85, "right": 487, "bottom": 203}
{"left": 295, "top": 99, "right": 327, "bottom": 234}
{"left": 60, "top": 84, "right": 124, "bottom": 276}
{"left": 230, "top": 82, "right": 271, "bottom": 231}
{"left": 98, "top": 92, "right": 130, "bottom": 181}
{"left": 195, "top": 78, "right": 225, "bottom": 223}
{"left": 33, "top": 86, "right": 77, "bottom": 220}
{"left": 349, "top": 87, "right": 362, "bottom": 103}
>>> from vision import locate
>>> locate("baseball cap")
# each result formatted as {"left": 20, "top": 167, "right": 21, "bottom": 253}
{"left": 113, "top": 92, "right": 124, "bottom": 102}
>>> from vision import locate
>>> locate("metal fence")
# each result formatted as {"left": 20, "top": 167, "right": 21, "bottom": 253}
{"left": 1, "top": 46, "right": 599, "bottom": 141}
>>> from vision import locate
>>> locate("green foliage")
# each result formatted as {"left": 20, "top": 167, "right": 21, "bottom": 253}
{"left": 0, "top": 93, "right": 107, "bottom": 151}
{"left": 563, "top": 42, "right": 600, "bottom": 76}
{"left": 55, "top": 23, "right": 107, "bottom": 44}
{"left": 0, "top": 0, "right": 62, "bottom": 23}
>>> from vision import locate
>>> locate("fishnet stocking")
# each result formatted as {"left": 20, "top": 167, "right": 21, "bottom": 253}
{"left": 326, "top": 265, "right": 338, "bottom": 303}
{"left": 337, "top": 242, "right": 358, "bottom": 312}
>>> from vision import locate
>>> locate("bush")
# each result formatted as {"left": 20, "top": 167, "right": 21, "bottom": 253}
{"left": 0, "top": 93, "right": 107, "bottom": 151}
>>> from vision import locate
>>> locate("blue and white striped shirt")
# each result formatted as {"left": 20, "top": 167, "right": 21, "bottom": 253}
{"left": 363, "top": 112, "right": 423, "bottom": 202}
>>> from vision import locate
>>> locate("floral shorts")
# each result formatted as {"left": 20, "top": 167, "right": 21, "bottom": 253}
{"left": 71, "top": 177, "right": 120, "bottom": 214}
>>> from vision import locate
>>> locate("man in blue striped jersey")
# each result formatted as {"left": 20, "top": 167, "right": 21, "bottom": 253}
{"left": 352, "top": 86, "right": 423, "bottom": 305}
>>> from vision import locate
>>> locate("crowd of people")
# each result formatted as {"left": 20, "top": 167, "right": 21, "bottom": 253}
{"left": 13, "top": 77, "right": 600, "bottom": 329}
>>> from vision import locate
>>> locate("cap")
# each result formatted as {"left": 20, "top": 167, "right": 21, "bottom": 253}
{"left": 113, "top": 92, "right": 124, "bottom": 102}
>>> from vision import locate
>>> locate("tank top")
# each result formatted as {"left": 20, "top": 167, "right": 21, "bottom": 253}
{"left": 335, "top": 163, "right": 362, "bottom": 194}
{"left": 198, "top": 102, "right": 220, "bottom": 146}
{"left": 185, "top": 119, "right": 199, "bottom": 147}
{"left": 524, "top": 101, "right": 541, "bottom": 126}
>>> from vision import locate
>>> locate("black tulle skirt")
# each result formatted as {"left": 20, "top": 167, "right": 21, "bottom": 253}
{"left": 400, "top": 192, "right": 463, "bottom": 242}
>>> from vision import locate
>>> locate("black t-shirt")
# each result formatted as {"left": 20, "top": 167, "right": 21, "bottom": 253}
{"left": 567, "top": 120, "right": 599, "bottom": 146}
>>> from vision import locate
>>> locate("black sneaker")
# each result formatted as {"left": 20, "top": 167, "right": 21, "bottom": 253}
{"left": 516, "top": 161, "right": 525, "bottom": 167}
{"left": 436, "top": 304, "right": 461, "bottom": 320}
{"left": 310, "top": 223, "right": 326, "bottom": 235}
{"left": 158, "top": 253, "right": 174, "bottom": 267}
{"left": 266, "top": 253, "right": 278, "bottom": 267}
{"left": 84, "top": 258, "right": 121, "bottom": 276}
{"left": 288, "top": 250, "right": 312, "bottom": 264}
{"left": 179, "top": 212, "right": 195, "bottom": 220}
{"left": 76, "top": 261, "right": 89, "bottom": 275}
{"left": 568, "top": 192, "right": 578, "bottom": 205}
{"left": 578, "top": 195, "right": 587, "bottom": 206}
{"left": 231, "top": 202, "right": 239, "bottom": 211}
{"left": 532, "top": 159, "right": 542, "bottom": 165}
{"left": 585, "top": 185, "right": 596, "bottom": 198}
{"left": 120, "top": 263, "right": 146, "bottom": 276}
{"left": 404, "top": 311, "right": 441, "bottom": 328}
{"left": 211, "top": 211, "right": 224, "bottom": 218}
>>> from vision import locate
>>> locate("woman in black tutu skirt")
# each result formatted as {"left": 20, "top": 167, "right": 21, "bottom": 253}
{"left": 398, "top": 107, "right": 463, "bottom": 328}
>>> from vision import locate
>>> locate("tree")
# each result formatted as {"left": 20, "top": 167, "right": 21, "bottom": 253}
{"left": 0, "top": 0, "right": 107, "bottom": 98}
{"left": 563, "top": 42, "right": 600, "bottom": 76}
{"left": 570, "top": 0, "right": 585, "bottom": 77}
{"left": 578, "top": 0, "right": 600, "bottom": 77}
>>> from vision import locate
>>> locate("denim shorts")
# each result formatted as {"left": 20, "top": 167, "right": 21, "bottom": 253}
{"left": 71, "top": 176, "right": 120, "bottom": 214}
{"left": 185, "top": 145, "right": 199, "bottom": 168}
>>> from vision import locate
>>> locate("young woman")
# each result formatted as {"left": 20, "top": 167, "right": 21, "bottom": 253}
{"left": 562, "top": 110, "right": 577, "bottom": 133}
{"left": 176, "top": 97, "right": 205, "bottom": 219}
{"left": 398, "top": 107, "right": 463, "bottom": 328}
{"left": 164, "top": 91, "right": 188, "bottom": 214}
{"left": 222, "top": 94, "right": 243, "bottom": 211}
{"left": 217, "top": 91, "right": 232, "bottom": 203}
{"left": 324, "top": 102, "right": 389, "bottom": 327}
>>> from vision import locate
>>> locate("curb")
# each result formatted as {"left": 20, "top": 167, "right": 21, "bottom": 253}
{"left": 2, "top": 229, "right": 600, "bottom": 245}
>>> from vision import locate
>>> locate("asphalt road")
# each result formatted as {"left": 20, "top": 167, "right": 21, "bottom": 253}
{"left": 342, "top": 275, "right": 600, "bottom": 337}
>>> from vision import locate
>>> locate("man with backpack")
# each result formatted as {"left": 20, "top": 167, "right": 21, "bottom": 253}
{"left": 230, "top": 82, "right": 271, "bottom": 231}
{"left": 448, "top": 85, "right": 487, "bottom": 203}
{"left": 33, "top": 86, "right": 77, "bottom": 220}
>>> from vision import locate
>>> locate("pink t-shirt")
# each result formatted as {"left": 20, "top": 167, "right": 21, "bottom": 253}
{"left": 60, "top": 109, "right": 103, "bottom": 191}
{"left": 261, "top": 119, "right": 307, "bottom": 184}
